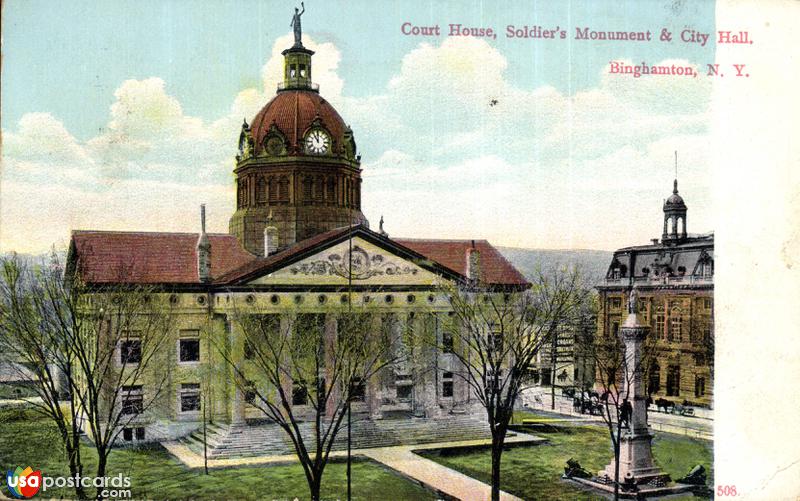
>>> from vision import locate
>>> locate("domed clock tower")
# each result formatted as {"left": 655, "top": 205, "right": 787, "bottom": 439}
{"left": 229, "top": 31, "right": 368, "bottom": 256}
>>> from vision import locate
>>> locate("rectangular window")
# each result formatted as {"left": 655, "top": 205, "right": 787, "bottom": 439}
{"left": 244, "top": 339, "right": 255, "bottom": 360}
{"left": 292, "top": 382, "right": 308, "bottom": 406}
{"left": 135, "top": 427, "right": 145, "bottom": 440}
{"left": 180, "top": 383, "right": 201, "bottom": 412}
{"left": 611, "top": 320, "right": 620, "bottom": 337}
{"left": 123, "top": 428, "right": 133, "bottom": 441}
{"left": 121, "top": 385, "right": 143, "bottom": 415}
{"left": 609, "top": 297, "right": 622, "bottom": 309}
{"left": 666, "top": 365, "right": 681, "bottom": 397}
{"left": 396, "top": 385, "right": 412, "bottom": 400}
{"left": 349, "top": 378, "right": 366, "bottom": 402}
{"left": 540, "top": 368, "right": 552, "bottom": 386}
{"left": 119, "top": 339, "right": 142, "bottom": 365}
{"left": 442, "top": 331, "right": 454, "bottom": 353}
{"left": 395, "top": 373, "right": 413, "bottom": 401}
{"left": 179, "top": 338, "right": 200, "bottom": 363}
{"left": 244, "top": 380, "right": 257, "bottom": 406}
{"left": 695, "top": 376, "right": 706, "bottom": 398}
{"left": 442, "top": 381, "right": 454, "bottom": 398}
{"left": 703, "top": 298, "right": 713, "bottom": 310}
{"left": 703, "top": 321, "right": 713, "bottom": 343}
{"left": 442, "top": 372, "right": 454, "bottom": 398}
{"left": 488, "top": 331, "right": 503, "bottom": 357}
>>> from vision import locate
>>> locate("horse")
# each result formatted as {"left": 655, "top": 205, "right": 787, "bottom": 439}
{"left": 655, "top": 397, "right": 674, "bottom": 413}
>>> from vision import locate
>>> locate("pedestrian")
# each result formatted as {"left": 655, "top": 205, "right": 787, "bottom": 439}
{"left": 620, "top": 398, "right": 633, "bottom": 428}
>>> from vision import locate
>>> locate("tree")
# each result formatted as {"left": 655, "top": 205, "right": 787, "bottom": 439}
{"left": 0, "top": 254, "right": 87, "bottom": 498}
{"left": 0, "top": 253, "right": 175, "bottom": 500}
{"left": 436, "top": 268, "right": 589, "bottom": 501}
{"left": 213, "top": 303, "right": 400, "bottom": 501}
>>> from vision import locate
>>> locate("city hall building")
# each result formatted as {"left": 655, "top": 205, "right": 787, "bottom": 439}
{"left": 66, "top": 28, "right": 528, "bottom": 445}
{"left": 596, "top": 180, "right": 714, "bottom": 408}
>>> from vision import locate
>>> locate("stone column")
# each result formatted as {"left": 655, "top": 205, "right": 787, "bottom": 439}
{"left": 324, "top": 313, "right": 338, "bottom": 419}
{"left": 227, "top": 315, "right": 246, "bottom": 425}
{"left": 600, "top": 290, "right": 669, "bottom": 486}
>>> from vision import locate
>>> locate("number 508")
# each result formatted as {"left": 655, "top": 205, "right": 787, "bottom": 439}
{"left": 717, "top": 485, "right": 737, "bottom": 496}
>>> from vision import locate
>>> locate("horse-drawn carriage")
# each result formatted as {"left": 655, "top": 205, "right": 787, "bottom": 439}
{"left": 573, "top": 391, "right": 606, "bottom": 415}
{"left": 652, "top": 397, "right": 695, "bottom": 416}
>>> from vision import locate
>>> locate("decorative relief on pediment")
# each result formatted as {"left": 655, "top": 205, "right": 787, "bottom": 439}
{"left": 289, "top": 245, "right": 419, "bottom": 280}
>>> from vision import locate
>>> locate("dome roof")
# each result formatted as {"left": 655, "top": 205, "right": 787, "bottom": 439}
{"left": 250, "top": 90, "right": 347, "bottom": 156}
{"left": 664, "top": 179, "right": 687, "bottom": 209}
{"left": 666, "top": 193, "right": 685, "bottom": 205}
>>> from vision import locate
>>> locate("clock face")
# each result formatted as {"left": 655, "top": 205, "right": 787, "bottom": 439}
{"left": 305, "top": 129, "right": 330, "bottom": 155}
{"left": 266, "top": 136, "right": 283, "bottom": 156}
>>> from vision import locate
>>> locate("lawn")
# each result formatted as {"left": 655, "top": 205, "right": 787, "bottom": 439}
{"left": 419, "top": 418, "right": 713, "bottom": 501}
{"left": 0, "top": 407, "right": 435, "bottom": 500}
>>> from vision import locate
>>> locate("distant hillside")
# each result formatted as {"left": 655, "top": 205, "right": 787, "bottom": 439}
{"left": 498, "top": 247, "right": 612, "bottom": 287}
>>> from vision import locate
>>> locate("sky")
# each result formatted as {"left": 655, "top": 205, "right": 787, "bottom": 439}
{"left": 1, "top": 0, "right": 716, "bottom": 253}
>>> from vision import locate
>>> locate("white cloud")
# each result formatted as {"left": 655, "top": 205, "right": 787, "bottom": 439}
{"left": 1, "top": 34, "right": 712, "bottom": 253}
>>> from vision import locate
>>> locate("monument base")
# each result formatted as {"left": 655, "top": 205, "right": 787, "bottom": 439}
{"left": 567, "top": 476, "right": 697, "bottom": 499}
{"left": 599, "top": 431, "right": 672, "bottom": 487}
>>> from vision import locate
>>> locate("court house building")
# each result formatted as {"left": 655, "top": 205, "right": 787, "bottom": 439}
{"left": 66, "top": 24, "right": 528, "bottom": 445}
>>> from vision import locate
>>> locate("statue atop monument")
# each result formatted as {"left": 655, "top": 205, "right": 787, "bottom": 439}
{"left": 628, "top": 287, "right": 639, "bottom": 315}
{"left": 290, "top": 3, "right": 305, "bottom": 47}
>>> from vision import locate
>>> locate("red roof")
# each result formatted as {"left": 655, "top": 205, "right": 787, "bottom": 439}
{"left": 68, "top": 228, "right": 528, "bottom": 288}
{"left": 213, "top": 227, "right": 352, "bottom": 284}
{"left": 395, "top": 238, "right": 529, "bottom": 286}
{"left": 69, "top": 231, "right": 256, "bottom": 284}
{"left": 250, "top": 90, "right": 347, "bottom": 155}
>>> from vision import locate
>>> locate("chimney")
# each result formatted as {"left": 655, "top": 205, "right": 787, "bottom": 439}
{"left": 263, "top": 210, "right": 279, "bottom": 257}
{"left": 197, "top": 204, "right": 211, "bottom": 282}
{"left": 466, "top": 241, "right": 481, "bottom": 283}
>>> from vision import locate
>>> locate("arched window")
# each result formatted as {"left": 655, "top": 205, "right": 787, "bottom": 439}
{"left": 648, "top": 361, "right": 661, "bottom": 395}
{"left": 255, "top": 177, "right": 266, "bottom": 205}
{"left": 268, "top": 177, "right": 277, "bottom": 202}
{"left": 278, "top": 176, "right": 289, "bottom": 202}
{"left": 669, "top": 308, "right": 682, "bottom": 342}
{"left": 666, "top": 217, "right": 674, "bottom": 234}
{"left": 314, "top": 176, "right": 324, "bottom": 201}
{"left": 239, "top": 178, "right": 249, "bottom": 207}
{"left": 327, "top": 177, "right": 336, "bottom": 203}
{"left": 677, "top": 217, "right": 684, "bottom": 234}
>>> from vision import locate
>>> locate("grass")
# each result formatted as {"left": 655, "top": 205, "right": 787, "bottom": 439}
{"left": 420, "top": 417, "right": 713, "bottom": 501}
{"left": 0, "top": 407, "right": 435, "bottom": 500}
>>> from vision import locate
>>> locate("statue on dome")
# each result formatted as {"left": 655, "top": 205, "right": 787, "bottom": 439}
{"left": 290, "top": 3, "right": 305, "bottom": 47}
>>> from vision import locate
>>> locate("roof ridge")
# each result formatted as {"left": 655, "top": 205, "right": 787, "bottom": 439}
{"left": 394, "top": 237, "right": 491, "bottom": 244}
{"left": 72, "top": 229, "right": 235, "bottom": 237}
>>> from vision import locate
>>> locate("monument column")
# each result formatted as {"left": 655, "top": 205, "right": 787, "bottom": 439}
{"left": 600, "top": 288, "right": 670, "bottom": 486}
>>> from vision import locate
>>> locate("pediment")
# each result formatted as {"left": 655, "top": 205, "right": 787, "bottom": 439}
{"left": 246, "top": 236, "right": 448, "bottom": 286}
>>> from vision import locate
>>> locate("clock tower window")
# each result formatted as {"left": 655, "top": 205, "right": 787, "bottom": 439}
{"left": 256, "top": 177, "right": 266, "bottom": 205}
{"left": 278, "top": 176, "right": 290, "bottom": 203}
{"left": 302, "top": 177, "right": 313, "bottom": 204}
{"left": 268, "top": 177, "right": 278, "bottom": 203}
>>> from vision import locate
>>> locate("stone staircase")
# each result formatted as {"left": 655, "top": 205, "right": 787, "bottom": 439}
{"left": 179, "top": 414, "right": 492, "bottom": 459}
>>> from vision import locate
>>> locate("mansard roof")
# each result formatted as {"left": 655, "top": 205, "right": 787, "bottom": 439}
{"left": 598, "top": 233, "right": 714, "bottom": 289}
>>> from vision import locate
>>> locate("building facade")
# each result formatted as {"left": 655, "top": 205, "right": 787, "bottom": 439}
{"left": 595, "top": 180, "right": 714, "bottom": 408}
{"left": 66, "top": 28, "right": 528, "bottom": 443}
